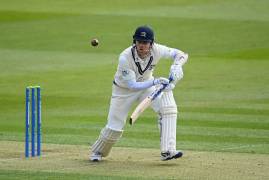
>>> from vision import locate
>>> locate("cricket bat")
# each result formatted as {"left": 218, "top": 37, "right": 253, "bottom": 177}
{"left": 129, "top": 79, "right": 171, "bottom": 125}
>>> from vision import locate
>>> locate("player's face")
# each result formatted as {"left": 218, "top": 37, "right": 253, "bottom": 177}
{"left": 135, "top": 40, "right": 151, "bottom": 58}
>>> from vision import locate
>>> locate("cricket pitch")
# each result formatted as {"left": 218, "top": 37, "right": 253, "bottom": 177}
{"left": 0, "top": 141, "right": 268, "bottom": 179}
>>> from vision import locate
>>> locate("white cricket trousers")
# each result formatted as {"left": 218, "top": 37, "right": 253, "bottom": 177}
{"left": 105, "top": 84, "right": 178, "bottom": 153}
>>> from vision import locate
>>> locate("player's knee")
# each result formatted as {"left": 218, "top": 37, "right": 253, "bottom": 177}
{"left": 160, "top": 105, "right": 177, "bottom": 116}
{"left": 100, "top": 127, "right": 123, "bottom": 143}
{"left": 159, "top": 91, "right": 177, "bottom": 116}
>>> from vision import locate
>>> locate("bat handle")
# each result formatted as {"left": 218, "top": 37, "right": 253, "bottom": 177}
{"left": 168, "top": 75, "right": 173, "bottom": 82}
{"left": 150, "top": 76, "right": 173, "bottom": 101}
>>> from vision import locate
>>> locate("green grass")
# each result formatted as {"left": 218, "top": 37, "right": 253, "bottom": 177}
{"left": 0, "top": 141, "right": 268, "bottom": 180}
{"left": 0, "top": 0, "right": 269, "bottom": 179}
{"left": 0, "top": 170, "right": 137, "bottom": 180}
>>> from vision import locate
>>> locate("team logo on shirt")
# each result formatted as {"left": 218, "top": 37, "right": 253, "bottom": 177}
{"left": 122, "top": 70, "right": 129, "bottom": 77}
{"left": 137, "top": 77, "right": 144, "bottom": 82}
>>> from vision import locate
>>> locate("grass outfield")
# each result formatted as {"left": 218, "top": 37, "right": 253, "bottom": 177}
{"left": 0, "top": 0, "right": 269, "bottom": 179}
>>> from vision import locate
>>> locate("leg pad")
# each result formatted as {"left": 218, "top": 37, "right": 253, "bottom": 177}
{"left": 91, "top": 127, "right": 123, "bottom": 157}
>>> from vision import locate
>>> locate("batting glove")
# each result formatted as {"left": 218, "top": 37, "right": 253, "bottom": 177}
{"left": 153, "top": 77, "right": 169, "bottom": 85}
{"left": 163, "top": 83, "right": 175, "bottom": 92}
{"left": 169, "top": 65, "right": 183, "bottom": 84}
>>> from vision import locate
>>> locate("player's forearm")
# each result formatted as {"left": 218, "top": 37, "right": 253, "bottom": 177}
{"left": 127, "top": 80, "right": 154, "bottom": 90}
{"left": 170, "top": 48, "right": 188, "bottom": 66}
{"left": 126, "top": 77, "right": 169, "bottom": 90}
{"left": 168, "top": 49, "right": 188, "bottom": 87}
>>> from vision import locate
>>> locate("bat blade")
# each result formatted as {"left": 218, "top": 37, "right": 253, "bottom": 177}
{"left": 129, "top": 83, "right": 168, "bottom": 125}
{"left": 129, "top": 97, "right": 152, "bottom": 125}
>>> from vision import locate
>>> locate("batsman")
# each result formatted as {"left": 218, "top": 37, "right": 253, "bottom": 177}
{"left": 90, "top": 25, "right": 189, "bottom": 161}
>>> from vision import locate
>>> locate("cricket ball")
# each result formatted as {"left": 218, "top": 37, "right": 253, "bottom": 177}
{"left": 91, "top": 38, "right": 99, "bottom": 47}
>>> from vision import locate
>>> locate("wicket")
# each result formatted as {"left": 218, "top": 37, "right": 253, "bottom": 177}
{"left": 25, "top": 86, "right": 42, "bottom": 158}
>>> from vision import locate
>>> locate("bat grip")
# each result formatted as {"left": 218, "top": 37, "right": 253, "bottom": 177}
{"left": 151, "top": 76, "right": 173, "bottom": 101}
{"left": 168, "top": 75, "right": 173, "bottom": 82}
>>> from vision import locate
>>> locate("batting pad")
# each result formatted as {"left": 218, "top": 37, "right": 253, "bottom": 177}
{"left": 91, "top": 127, "right": 123, "bottom": 157}
{"left": 159, "top": 91, "right": 177, "bottom": 152}
{"left": 159, "top": 91, "right": 177, "bottom": 115}
{"left": 160, "top": 114, "right": 177, "bottom": 152}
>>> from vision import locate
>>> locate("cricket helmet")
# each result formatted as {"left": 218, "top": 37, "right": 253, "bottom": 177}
{"left": 133, "top": 25, "right": 154, "bottom": 44}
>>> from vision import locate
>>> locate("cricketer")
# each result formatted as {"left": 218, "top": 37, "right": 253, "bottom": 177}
{"left": 90, "top": 25, "right": 188, "bottom": 161}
